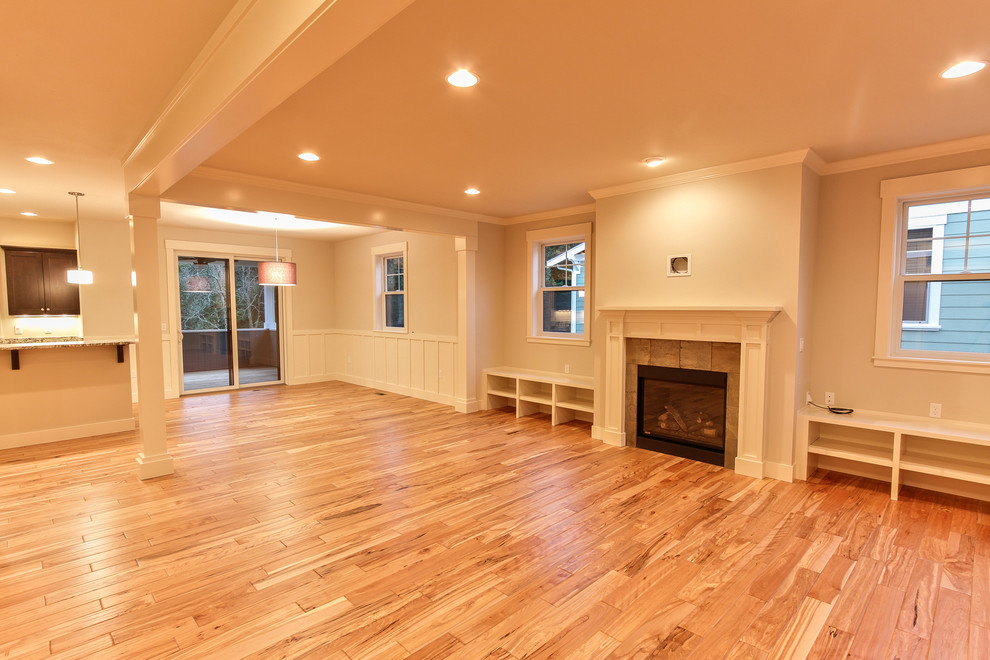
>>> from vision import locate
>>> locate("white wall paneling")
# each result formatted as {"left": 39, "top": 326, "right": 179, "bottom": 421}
{"left": 286, "top": 329, "right": 458, "bottom": 405}
{"left": 327, "top": 330, "right": 458, "bottom": 406}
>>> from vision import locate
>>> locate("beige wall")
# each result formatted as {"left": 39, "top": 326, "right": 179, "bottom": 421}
{"left": 332, "top": 229, "right": 457, "bottom": 337}
{"left": 0, "top": 217, "right": 76, "bottom": 247}
{"left": 475, "top": 220, "right": 505, "bottom": 380}
{"left": 595, "top": 164, "right": 808, "bottom": 470}
{"left": 79, "top": 216, "right": 134, "bottom": 339}
{"left": 0, "top": 346, "right": 133, "bottom": 447}
{"left": 794, "top": 164, "right": 820, "bottom": 421}
{"left": 500, "top": 212, "right": 596, "bottom": 376}
{"left": 811, "top": 148, "right": 990, "bottom": 424}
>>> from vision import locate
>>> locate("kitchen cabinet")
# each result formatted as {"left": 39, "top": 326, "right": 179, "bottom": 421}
{"left": 2, "top": 247, "right": 81, "bottom": 316}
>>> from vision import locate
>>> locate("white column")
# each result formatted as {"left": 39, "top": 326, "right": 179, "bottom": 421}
{"left": 454, "top": 236, "right": 479, "bottom": 413}
{"left": 129, "top": 194, "right": 174, "bottom": 479}
{"left": 596, "top": 311, "right": 627, "bottom": 446}
{"left": 734, "top": 322, "right": 772, "bottom": 479}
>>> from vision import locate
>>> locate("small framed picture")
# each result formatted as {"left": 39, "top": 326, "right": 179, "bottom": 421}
{"left": 667, "top": 254, "right": 691, "bottom": 277}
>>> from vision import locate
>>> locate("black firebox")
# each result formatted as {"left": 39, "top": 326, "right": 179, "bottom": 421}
{"left": 636, "top": 364, "right": 727, "bottom": 466}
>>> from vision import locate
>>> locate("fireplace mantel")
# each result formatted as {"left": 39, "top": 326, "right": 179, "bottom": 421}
{"left": 595, "top": 306, "right": 780, "bottom": 479}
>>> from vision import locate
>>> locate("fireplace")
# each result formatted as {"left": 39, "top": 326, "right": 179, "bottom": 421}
{"left": 636, "top": 364, "right": 727, "bottom": 466}
{"left": 597, "top": 307, "right": 779, "bottom": 478}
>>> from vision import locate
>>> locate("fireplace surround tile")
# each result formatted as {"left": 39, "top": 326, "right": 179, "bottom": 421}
{"left": 649, "top": 339, "right": 680, "bottom": 367}
{"left": 678, "top": 341, "right": 712, "bottom": 370}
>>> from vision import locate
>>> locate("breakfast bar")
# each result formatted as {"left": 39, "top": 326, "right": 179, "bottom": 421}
{"left": 0, "top": 336, "right": 132, "bottom": 370}
{"left": 0, "top": 336, "right": 136, "bottom": 449}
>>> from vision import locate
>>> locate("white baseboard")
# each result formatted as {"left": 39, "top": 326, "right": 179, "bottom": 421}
{"left": 287, "top": 373, "right": 337, "bottom": 386}
{"left": 455, "top": 398, "right": 481, "bottom": 414}
{"left": 0, "top": 418, "right": 135, "bottom": 450}
{"left": 334, "top": 373, "right": 457, "bottom": 407}
{"left": 764, "top": 460, "right": 795, "bottom": 483}
{"left": 595, "top": 426, "right": 626, "bottom": 447}
{"left": 734, "top": 456, "right": 765, "bottom": 479}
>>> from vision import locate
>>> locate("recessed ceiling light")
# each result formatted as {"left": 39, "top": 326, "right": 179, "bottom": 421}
{"left": 21, "top": 212, "right": 38, "bottom": 216}
{"left": 643, "top": 156, "right": 665, "bottom": 167}
{"left": 941, "top": 61, "right": 987, "bottom": 79}
{"left": 447, "top": 69, "right": 478, "bottom": 88}
{"left": 298, "top": 152, "right": 320, "bottom": 161}
{"left": 26, "top": 156, "right": 53, "bottom": 165}
{"left": 464, "top": 188, "right": 481, "bottom": 195}
{"left": 0, "top": 188, "right": 15, "bottom": 194}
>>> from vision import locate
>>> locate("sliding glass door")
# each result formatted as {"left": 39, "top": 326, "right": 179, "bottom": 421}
{"left": 233, "top": 259, "right": 281, "bottom": 386}
{"left": 178, "top": 255, "right": 282, "bottom": 393}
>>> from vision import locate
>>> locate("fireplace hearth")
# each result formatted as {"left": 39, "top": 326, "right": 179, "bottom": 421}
{"left": 636, "top": 364, "right": 727, "bottom": 466}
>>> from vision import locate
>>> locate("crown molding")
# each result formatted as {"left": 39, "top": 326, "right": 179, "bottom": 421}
{"left": 820, "top": 133, "right": 990, "bottom": 175}
{"left": 589, "top": 149, "right": 821, "bottom": 200}
{"left": 502, "top": 203, "right": 597, "bottom": 226}
{"left": 188, "top": 167, "right": 504, "bottom": 224}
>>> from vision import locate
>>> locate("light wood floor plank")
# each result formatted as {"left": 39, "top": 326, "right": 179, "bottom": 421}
{"left": 2, "top": 381, "right": 990, "bottom": 658}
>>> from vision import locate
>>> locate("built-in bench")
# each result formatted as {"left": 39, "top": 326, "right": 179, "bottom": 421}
{"left": 797, "top": 405, "right": 990, "bottom": 501}
{"left": 483, "top": 367, "right": 595, "bottom": 430}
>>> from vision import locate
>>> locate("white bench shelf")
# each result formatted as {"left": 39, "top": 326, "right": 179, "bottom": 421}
{"left": 797, "top": 405, "right": 990, "bottom": 501}
{"left": 483, "top": 367, "right": 595, "bottom": 429}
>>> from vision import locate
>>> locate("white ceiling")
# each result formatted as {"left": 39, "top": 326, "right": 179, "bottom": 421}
{"left": 159, "top": 202, "right": 381, "bottom": 242}
{"left": 1, "top": 0, "right": 988, "bottom": 228}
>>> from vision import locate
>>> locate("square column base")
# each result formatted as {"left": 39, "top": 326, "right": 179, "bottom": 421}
{"left": 137, "top": 452, "right": 174, "bottom": 480}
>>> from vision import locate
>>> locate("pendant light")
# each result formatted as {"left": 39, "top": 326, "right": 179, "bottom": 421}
{"left": 258, "top": 215, "right": 296, "bottom": 286}
{"left": 66, "top": 192, "right": 93, "bottom": 284}
{"left": 181, "top": 258, "right": 212, "bottom": 293}
{"left": 183, "top": 275, "right": 211, "bottom": 293}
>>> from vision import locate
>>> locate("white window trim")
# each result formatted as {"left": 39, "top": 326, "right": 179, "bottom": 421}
{"left": 526, "top": 222, "right": 592, "bottom": 346}
{"left": 875, "top": 164, "right": 990, "bottom": 373}
{"left": 372, "top": 242, "right": 408, "bottom": 334}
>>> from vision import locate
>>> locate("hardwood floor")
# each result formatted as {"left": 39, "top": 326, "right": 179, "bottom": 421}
{"left": 1, "top": 381, "right": 988, "bottom": 659}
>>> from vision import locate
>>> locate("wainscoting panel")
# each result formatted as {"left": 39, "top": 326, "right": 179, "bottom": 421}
{"left": 287, "top": 330, "right": 333, "bottom": 385}
{"left": 327, "top": 330, "right": 458, "bottom": 406}
{"left": 410, "top": 340, "right": 425, "bottom": 392}
{"left": 424, "top": 340, "right": 440, "bottom": 394}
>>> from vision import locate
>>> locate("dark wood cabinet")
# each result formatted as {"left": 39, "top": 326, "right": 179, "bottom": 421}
{"left": 3, "top": 247, "right": 81, "bottom": 316}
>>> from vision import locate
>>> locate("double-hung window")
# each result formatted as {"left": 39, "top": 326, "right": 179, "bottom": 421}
{"left": 373, "top": 242, "right": 407, "bottom": 332}
{"left": 527, "top": 223, "right": 591, "bottom": 344}
{"left": 876, "top": 166, "right": 990, "bottom": 370}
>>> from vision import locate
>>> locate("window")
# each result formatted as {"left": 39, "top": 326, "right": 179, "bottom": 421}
{"left": 383, "top": 255, "right": 405, "bottom": 328}
{"left": 527, "top": 223, "right": 591, "bottom": 344}
{"left": 373, "top": 242, "right": 408, "bottom": 332}
{"left": 876, "top": 165, "right": 990, "bottom": 371}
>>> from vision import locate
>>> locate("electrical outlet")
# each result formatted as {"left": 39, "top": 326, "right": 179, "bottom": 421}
{"left": 564, "top": 364, "right": 570, "bottom": 374}
{"left": 824, "top": 392, "right": 835, "bottom": 406}
{"left": 930, "top": 402, "right": 942, "bottom": 418}
{"left": 806, "top": 391, "right": 813, "bottom": 404}
{"left": 14, "top": 326, "right": 22, "bottom": 335}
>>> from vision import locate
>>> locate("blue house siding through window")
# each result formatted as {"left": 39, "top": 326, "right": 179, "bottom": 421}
{"left": 902, "top": 208, "right": 990, "bottom": 354}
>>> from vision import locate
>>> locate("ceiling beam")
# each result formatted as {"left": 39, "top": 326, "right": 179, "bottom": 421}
{"left": 123, "top": 0, "right": 414, "bottom": 197}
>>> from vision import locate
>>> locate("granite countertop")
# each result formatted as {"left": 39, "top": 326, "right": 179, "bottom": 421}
{"left": 0, "top": 336, "right": 136, "bottom": 350}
